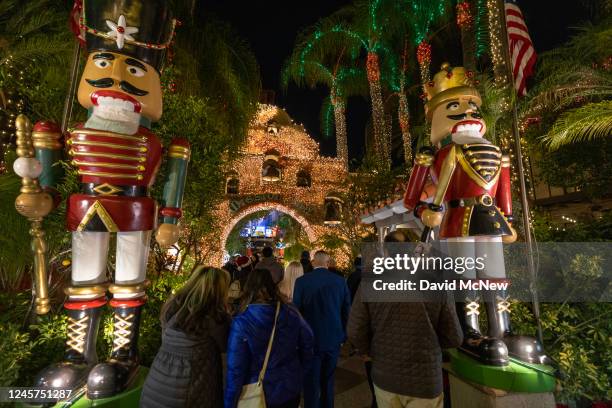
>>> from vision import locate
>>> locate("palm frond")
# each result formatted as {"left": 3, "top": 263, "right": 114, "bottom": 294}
{"left": 542, "top": 100, "right": 612, "bottom": 149}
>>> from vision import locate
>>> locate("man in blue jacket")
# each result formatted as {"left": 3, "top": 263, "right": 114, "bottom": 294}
{"left": 293, "top": 250, "right": 351, "bottom": 408}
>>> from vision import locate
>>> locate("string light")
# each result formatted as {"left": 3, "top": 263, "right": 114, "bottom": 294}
{"left": 417, "top": 40, "right": 432, "bottom": 86}
{"left": 202, "top": 105, "right": 351, "bottom": 268}
{"left": 367, "top": 52, "right": 391, "bottom": 169}
{"left": 456, "top": 1, "right": 473, "bottom": 28}
{"left": 487, "top": 0, "right": 510, "bottom": 85}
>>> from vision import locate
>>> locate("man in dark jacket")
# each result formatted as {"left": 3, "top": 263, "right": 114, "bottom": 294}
{"left": 300, "top": 250, "right": 313, "bottom": 274}
{"left": 255, "top": 246, "right": 284, "bottom": 284}
{"left": 293, "top": 250, "right": 351, "bottom": 408}
{"left": 348, "top": 285, "right": 463, "bottom": 407}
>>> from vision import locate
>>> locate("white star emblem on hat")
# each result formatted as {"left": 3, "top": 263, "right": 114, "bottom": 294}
{"left": 105, "top": 15, "right": 138, "bottom": 49}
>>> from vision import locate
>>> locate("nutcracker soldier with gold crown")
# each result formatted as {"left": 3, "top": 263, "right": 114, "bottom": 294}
{"left": 403, "top": 63, "right": 548, "bottom": 367}
{"left": 24, "top": 0, "right": 189, "bottom": 399}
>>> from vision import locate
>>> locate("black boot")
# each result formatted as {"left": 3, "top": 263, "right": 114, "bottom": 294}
{"left": 87, "top": 298, "right": 143, "bottom": 399}
{"left": 34, "top": 298, "right": 105, "bottom": 391}
{"left": 456, "top": 291, "right": 509, "bottom": 366}
{"left": 485, "top": 289, "right": 549, "bottom": 364}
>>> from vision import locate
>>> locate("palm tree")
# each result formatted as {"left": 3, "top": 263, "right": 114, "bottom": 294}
{"left": 283, "top": 23, "right": 367, "bottom": 169}
{"left": 523, "top": 17, "right": 612, "bottom": 149}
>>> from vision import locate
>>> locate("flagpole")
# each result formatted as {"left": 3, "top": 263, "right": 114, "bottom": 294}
{"left": 498, "top": 0, "right": 544, "bottom": 345}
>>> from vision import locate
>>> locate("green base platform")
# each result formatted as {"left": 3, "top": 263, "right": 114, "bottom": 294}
{"left": 18, "top": 367, "right": 148, "bottom": 408}
{"left": 448, "top": 349, "right": 556, "bottom": 393}
{"left": 61, "top": 367, "right": 147, "bottom": 408}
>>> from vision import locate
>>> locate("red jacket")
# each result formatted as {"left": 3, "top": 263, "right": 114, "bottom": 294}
{"left": 404, "top": 143, "right": 513, "bottom": 238}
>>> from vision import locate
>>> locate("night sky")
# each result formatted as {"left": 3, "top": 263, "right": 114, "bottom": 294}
{"left": 204, "top": 0, "right": 591, "bottom": 161}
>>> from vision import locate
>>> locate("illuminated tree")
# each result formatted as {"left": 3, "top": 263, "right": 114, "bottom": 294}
{"left": 283, "top": 21, "right": 367, "bottom": 169}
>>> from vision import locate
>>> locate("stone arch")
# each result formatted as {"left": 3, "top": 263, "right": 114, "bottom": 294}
{"left": 219, "top": 201, "right": 317, "bottom": 264}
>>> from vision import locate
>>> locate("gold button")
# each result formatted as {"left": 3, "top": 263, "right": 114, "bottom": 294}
{"left": 137, "top": 165, "right": 145, "bottom": 171}
{"left": 137, "top": 175, "right": 144, "bottom": 181}
{"left": 139, "top": 157, "right": 146, "bottom": 162}
{"left": 140, "top": 147, "right": 148, "bottom": 153}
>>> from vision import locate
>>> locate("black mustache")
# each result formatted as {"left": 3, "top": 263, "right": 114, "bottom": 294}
{"left": 120, "top": 81, "right": 149, "bottom": 96}
{"left": 85, "top": 78, "right": 149, "bottom": 96}
{"left": 86, "top": 78, "right": 113, "bottom": 88}
{"left": 447, "top": 113, "right": 468, "bottom": 120}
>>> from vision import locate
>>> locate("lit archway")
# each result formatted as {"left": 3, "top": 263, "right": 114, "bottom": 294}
{"left": 219, "top": 201, "right": 317, "bottom": 264}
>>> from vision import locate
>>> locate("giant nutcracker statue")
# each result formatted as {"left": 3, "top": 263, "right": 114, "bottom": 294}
{"left": 22, "top": 0, "right": 187, "bottom": 399}
{"left": 403, "top": 63, "right": 547, "bottom": 366}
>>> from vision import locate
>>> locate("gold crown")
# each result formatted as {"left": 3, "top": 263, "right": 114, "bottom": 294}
{"left": 424, "top": 62, "right": 481, "bottom": 120}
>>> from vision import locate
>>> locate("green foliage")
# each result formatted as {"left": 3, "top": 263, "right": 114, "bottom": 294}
{"left": 525, "top": 16, "right": 612, "bottom": 150}
{"left": 528, "top": 136, "right": 612, "bottom": 198}
{"left": 0, "top": 322, "right": 32, "bottom": 386}
{"left": 543, "top": 100, "right": 612, "bottom": 149}
{"left": 476, "top": 74, "right": 512, "bottom": 144}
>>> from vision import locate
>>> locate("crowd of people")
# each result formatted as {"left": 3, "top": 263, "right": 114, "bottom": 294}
{"left": 140, "top": 243, "right": 463, "bottom": 408}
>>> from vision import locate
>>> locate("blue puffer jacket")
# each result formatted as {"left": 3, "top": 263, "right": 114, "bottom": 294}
{"left": 224, "top": 302, "right": 314, "bottom": 408}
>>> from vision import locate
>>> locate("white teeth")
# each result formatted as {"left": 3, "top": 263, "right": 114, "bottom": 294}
{"left": 97, "top": 96, "right": 135, "bottom": 112}
{"left": 456, "top": 123, "right": 480, "bottom": 132}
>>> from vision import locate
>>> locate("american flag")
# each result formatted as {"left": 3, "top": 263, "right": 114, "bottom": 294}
{"left": 505, "top": 0, "right": 536, "bottom": 96}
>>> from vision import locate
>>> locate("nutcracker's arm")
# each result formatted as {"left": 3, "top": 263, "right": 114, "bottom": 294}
{"left": 32, "top": 121, "right": 64, "bottom": 201}
{"left": 420, "top": 145, "right": 457, "bottom": 228}
{"left": 495, "top": 155, "right": 513, "bottom": 223}
{"left": 159, "top": 138, "right": 190, "bottom": 225}
{"left": 403, "top": 147, "right": 435, "bottom": 210}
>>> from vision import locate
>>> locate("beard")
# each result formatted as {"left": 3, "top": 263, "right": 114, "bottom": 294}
{"left": 89, "top": 97, "right": 141, "bottom": 135}
{"left": 451, "top": 128, "right": 490, "bottom": 145}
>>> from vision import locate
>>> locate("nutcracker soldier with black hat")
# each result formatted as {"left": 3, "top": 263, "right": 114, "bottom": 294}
{"left": 30, "top": 0, "right": 190, "bottom": 399}
{"left": 403, "top": 63, "right": 548, "bottom": 367}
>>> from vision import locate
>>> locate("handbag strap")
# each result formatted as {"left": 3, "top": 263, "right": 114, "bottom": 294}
{"left": 258, "top": 301, "right": 280, "bottom": 384}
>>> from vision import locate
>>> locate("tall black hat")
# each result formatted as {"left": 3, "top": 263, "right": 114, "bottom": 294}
{"left": 79, "top": 0, "right": 175, "bottom": 71}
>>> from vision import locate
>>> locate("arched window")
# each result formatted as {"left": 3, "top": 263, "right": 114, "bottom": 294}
{"left": 324, "top": 195, "right": 343, "bottom": 225}
{"left": 226, "top": 177, "right": 239, "bottom": 195}
{"left": 262, "top": 150, "right": 281, "bottom": 182}
{"left": 296, "top": 170, "right": 311, "bottom": 187}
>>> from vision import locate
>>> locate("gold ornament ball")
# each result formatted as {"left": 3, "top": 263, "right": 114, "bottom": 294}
{"left": 62, "top": 259, "right": 72, "bottom": 267}
{"left": 15, "top": 192, "right": 53, "bottom": 218}
{"left": 421, "top": 208, "right": 443, "bottom": 228}
{"left": 156, "top": 223, "right": 180, "bottom": 247}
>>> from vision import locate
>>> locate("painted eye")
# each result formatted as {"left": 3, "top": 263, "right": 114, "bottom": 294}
{"left": 469, "top": 101, "right": 479, "bottom": 110}
{"left": 127, "top": 66, "right": 145, "bottom": 77}
{"left": 94, "top": 60, "right": 111, "bottom": 69}
{"left": 448, "top": 102, "right": 460, "bottom": 111}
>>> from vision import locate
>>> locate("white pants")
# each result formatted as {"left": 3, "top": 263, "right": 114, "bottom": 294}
{"left": 444, "top": 236, "right": 506, "bottom": 279}
{"left": 374, "top": 384, "right": 443, "bottom": 408}
{"left": 71, "top": 230, "right": 152, "bottom": 288}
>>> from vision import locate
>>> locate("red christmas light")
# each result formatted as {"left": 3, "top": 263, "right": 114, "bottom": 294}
{"left": 456, "top": 2, "right": 473, "bottom": 29}
{"left": 366, "top": 52, "right": 380, "bottom": 82}
{"left": 416, "top": 41, "right": 432, "bottom": 65}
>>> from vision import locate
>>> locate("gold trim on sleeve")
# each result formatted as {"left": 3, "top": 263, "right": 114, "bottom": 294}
{"left": 33, "top": 131, "right": 63, "bottom": 149}
{"left": 168, "top": 145, "right": 191, "bottom": 160}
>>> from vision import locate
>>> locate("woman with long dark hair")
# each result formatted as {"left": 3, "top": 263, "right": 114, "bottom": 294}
{"left": 141, "top": 266, "right": 231, "bottom": 408}
{"left": 224, "top": 268, "right": 314, "bottom": 408}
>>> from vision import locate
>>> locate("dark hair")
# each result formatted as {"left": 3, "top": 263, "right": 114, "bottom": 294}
{"left": 262, "top": 246, "right": 273, "bottom": 258}
{"left": 300, "top": 250, "right": 310, "bottom": 259}
{"left": 239, "top": 268, "right": 285, "bottom": 311}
